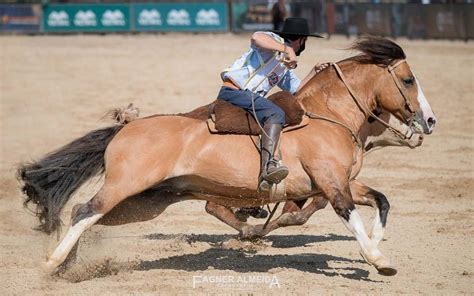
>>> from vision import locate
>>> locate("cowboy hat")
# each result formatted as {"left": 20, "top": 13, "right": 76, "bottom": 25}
{"left": 271, "top": 17, "right": 324, "bottom": 38}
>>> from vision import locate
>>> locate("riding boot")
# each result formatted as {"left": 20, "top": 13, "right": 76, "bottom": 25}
{"left": 258, "top": 124, "right": 289, "bottom": 192}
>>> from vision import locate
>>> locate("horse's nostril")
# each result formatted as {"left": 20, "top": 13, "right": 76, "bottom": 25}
{"left": 428, "top": 117, "right": 436, "bottom": 127}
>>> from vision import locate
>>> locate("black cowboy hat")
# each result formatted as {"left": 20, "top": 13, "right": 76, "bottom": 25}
{"left": 271, "top": 17, "right": 324, "bottom": 38}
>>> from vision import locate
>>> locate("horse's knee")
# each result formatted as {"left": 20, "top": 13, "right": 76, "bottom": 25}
{"left": 332, "top": 195, "right": 355, "bottom": 222}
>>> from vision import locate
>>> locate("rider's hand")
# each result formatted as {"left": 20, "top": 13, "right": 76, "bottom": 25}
{"left": 283, "top": 46, "right": 297, "bottom": 69}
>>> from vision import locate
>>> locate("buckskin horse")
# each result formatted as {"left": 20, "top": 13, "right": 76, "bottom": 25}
{"left": 18, "top": 37, "right": 436, "bottom": 276}
{"left": 206, "top": 107, "right": 427, "bottom": 240}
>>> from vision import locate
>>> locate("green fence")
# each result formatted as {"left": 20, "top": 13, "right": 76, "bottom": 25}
{"left": 133, "top": 3, "right": 227, "bottom": 32}
{"left": 44, "top": 4, "right": 130, "bottom": 32}
{"left": 42, "top": 2, "right": 228, "bottom": 33}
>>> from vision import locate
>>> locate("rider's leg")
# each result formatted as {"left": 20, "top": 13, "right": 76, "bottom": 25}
{"left": 217, "top": 87, "right": 288, "bottom": 191}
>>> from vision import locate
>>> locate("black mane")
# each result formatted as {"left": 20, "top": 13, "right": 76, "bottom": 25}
{"left": 349, "top": 36, "right": 406, "bottom": 66}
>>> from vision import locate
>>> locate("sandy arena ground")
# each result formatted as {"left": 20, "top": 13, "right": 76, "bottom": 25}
{"left": 1, "top": 34, "right": 473, "bottom": 295}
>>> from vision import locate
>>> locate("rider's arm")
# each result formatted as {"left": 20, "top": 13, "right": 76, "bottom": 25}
{"left": 251, "top": 32, "right": 297, "bottom": 67}
{"left": 251, "top": 32, "right": 286, "bottom": 52}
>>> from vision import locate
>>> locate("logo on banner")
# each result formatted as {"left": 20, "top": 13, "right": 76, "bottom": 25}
{"left": 47, "top": 10, "right": 70, "bottom": 27}
{"left": 138, "top": 9, "right": 162, "bottom": 26}
{"left": 195, "top": 9, "right": 220, "bottom": 26}
{"left": 74, "top": 10, "right": 97, "bottom": 27}
{"left": 102, "top": 9, "right": 125, "bottom": 26}
{"left": 167, "top": 9, "right": 190, "bottom": 26}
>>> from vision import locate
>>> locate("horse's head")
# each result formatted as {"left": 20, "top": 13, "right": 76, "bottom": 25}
{"left": 351, "top": 37, "right": 437, "bottom": 135}
{"left": 363, "top": 109, "right": 424, "bottom": 152}
{"left": 377, "top": 59, "right": 437, "bottom": 135}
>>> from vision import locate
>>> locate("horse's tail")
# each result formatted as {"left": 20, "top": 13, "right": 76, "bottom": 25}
{"left": 17, "top": 125, "right": 124, "bottom": 234}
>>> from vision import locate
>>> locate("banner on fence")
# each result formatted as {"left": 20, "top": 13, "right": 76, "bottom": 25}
{"left": 43, "top": 4, "right": 130, "bottom": 32}
{"left": 133, "top": 3, "right": 227, "bottom": 32}
{"left": 0, "top": 4, "right": 41, "bottom": 32}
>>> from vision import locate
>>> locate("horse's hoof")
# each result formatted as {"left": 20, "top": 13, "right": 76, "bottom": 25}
{"left": 44, "top": 257, "right": 59, "bottom": 275}
{"left": 376, "top": 264, "right": 397, "bottom": 276}
{"left": 360, "top": 252, "right": 397, "bottom": 276}
{"left": 239, "top": 225, "right": 260, "bottom": 240}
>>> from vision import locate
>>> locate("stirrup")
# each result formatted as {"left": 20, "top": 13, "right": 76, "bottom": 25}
{"left": 258, "top": 178, "right": 272, "bottom": 192}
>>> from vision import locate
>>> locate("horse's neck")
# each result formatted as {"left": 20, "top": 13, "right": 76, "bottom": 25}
{"left": 297, "top": 61, "right": 380, "bottom": 135}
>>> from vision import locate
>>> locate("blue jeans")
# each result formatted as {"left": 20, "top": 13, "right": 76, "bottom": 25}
{"left": 217, "top": 86, "right": 285, "bottom": 126}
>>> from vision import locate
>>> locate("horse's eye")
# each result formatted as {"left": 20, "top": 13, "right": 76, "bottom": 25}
{"left": 403, "top": 77, "right": 414, "bottom": 86}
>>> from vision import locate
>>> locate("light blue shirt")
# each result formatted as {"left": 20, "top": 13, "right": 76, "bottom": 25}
{"left": 221, "top": 32, "right": 301, "bottom": 96}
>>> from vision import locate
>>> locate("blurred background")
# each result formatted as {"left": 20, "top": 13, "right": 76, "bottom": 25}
{"left": 1, "top": 0, "right": 473, "bottom": 40}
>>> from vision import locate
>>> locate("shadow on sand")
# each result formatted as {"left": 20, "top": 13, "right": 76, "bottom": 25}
{"left": 143, "top": 232, "right": 355, "bottom": 248}
{"left": 138, "top": 233, "right": 379, "bottom": 282}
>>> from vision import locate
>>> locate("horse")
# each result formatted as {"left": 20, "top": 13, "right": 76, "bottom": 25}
{"left": 18, "top": 37, "right": 436, "bottom": 276}
{"left": 94, "top": 103, "right": 424, "bottom": 238}
{"left": 207, "top": 107, "right": 426, "bottom": 240}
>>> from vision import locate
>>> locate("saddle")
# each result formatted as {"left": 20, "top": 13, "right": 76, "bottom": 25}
{"left": 183, "top": 91, "right": 308, "bottom": 136}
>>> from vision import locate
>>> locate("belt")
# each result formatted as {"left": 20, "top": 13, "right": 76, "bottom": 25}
{"left": 222, "top": 79, "right": 240, "bottom": 90}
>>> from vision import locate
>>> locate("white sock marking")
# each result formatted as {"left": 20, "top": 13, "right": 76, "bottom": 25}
{"left": 47, "top": 213, "right": 104, "bottom": 270}
{"left": 341, "top": 209, "right": 382, "bottom": 259}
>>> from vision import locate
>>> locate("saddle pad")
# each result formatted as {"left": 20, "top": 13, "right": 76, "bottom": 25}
{"left": 210, "top": 91, "right": 306, "bottom": 136}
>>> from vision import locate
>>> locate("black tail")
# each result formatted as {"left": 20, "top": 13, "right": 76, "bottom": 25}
{"left": 17, "top": 125, "right": 124, "bottom": 234}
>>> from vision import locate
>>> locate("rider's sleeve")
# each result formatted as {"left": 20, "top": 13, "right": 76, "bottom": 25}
{"left": 278, "top": 70, "right": 301, "bottom": 95}
{"left": 251, "top": 31, "right": 285, "bottom": 51}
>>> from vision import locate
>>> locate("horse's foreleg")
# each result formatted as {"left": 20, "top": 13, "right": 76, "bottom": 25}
{"left": 311, "top": 164, "right": 396, "bottom": 276}
{"left": 205, "top": 202, "right": 259, "bottom": 238}
{"left": 282, "top": 199, "right": 308, "bottom": 213}
{"left": 249, "top": 196, "right": 328, "bottom": 237}
{"left": 278, "top": 196, "right": 328, "bottom": 226}
{"left": 350, "top": 180, "right": 390, "bottom": 246}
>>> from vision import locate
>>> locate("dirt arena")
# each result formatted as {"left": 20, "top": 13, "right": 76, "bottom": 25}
{"left": 1, "top": 34, "right": 473, "bottom": 295}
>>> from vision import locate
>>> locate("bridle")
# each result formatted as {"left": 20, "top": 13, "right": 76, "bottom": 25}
{"left": 387, "top": 59, "right": 417, "bottom": 117}
{"left": 306, "top": 59, "right": 418, "bottom": 143}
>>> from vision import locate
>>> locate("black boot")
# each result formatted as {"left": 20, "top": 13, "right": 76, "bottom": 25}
{"left": 258, "top": 124, "right": 289, "bottom": 192}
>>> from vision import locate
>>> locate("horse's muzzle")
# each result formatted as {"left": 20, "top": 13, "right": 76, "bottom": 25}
{"left": 413, "top": 110, "right": 436, "bottom": 135}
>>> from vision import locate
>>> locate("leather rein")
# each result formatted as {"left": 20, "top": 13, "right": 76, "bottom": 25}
{"left": 305, "top": 59, "right": 417, "bottom": 146}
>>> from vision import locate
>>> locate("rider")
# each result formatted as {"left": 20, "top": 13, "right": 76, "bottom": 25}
{"left": 217, "top": 17, "right": 323, "bottom": 192}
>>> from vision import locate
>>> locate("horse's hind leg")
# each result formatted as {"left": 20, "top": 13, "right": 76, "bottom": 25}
{"left": 45, "top": 191, "right": 106, "bottom": 272}
{"left": 45, "top": 178, "right": 162, "bottom": 273}
{"left": 350, "top": 180, "right": 390, "bottom": 246}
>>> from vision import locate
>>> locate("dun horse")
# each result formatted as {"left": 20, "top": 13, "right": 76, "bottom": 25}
{"left": 19, "top": 37, "right": 436, "bottom": 276}
{"left": 96, "top": 106, "right": 424, "bottom": 237}
{"left": 207, "top": 108, "right": 426, "bottom": 240}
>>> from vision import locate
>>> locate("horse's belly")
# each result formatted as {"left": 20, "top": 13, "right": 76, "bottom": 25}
{"left": 152, "top": 173, "right": 314, "bottom": 207}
